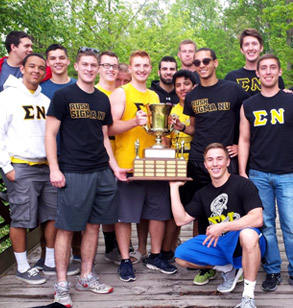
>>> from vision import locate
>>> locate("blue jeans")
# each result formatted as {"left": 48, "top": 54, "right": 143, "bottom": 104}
{"left": 249, "top": 169, "right": 293, "bottom": 276}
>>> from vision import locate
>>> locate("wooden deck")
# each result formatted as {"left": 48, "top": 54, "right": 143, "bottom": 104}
{"left": 0, "top": 224, "right": 291, "bottom": 308}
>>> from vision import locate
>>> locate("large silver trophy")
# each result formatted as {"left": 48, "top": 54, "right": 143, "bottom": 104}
{"left": 131, "top": 103, "right": 190, "bottom": 180}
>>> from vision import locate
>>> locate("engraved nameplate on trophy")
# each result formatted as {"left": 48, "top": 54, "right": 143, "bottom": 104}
{"left": 130, "top": 103, "right": 192, "bottom": 181}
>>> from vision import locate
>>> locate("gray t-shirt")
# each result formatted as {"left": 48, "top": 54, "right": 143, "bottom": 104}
{"left": 0, "top": 58, "right": 23, "bottom": 91}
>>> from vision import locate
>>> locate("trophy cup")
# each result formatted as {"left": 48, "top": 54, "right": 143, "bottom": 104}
{"left": 131, "top": 103, "right": 191, "bottom": 181}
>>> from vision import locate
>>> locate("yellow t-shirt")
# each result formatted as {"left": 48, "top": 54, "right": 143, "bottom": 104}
{"left": 95, "top": 84, "right": 113, "bottom": 97}
{"left": 115, "top": 83, "right": 159, "bottom": 169}
{"left": 168, "top": 103, "right": 192, "bottom": 160}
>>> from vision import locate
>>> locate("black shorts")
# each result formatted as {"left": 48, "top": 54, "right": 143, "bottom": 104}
{"left": 117, "top": 180, "right": 171, "bottom": 223}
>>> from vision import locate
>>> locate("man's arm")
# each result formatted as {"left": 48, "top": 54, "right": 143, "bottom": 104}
{"left": 45, "top": 116, "right": 65, "bottom": 188}
{"left": 108, "top": 88, "right": 147, "bottom": 135}
{"left": 204, "top": 207, "right": 263, "bottom": 248}
{"left": 238, "top": 105, "right": 251, "bottom": 178}
{"left": 102, "top": 125, "right": 128, "bottom": 181}
{"left": 174, "top": 116, "right": 195, "bottom": 136}
{"left": 169, "top": 181, "right": 195, "bottom": 226}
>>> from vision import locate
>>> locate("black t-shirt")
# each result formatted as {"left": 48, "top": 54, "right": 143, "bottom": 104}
{"left": 243, "top": 90, "right": 293, "bottom": 174}
{"left": 184, "top": 79, "right": 249, "bottom": 161}
{"left": 149, "top": 80, "right": 179, "bottom": 105}
{"left": 225, "top": 67, "right": 285, "bottom": 96}
{"left": 47, "top": 83, "right": 113, "bottom": 172}
{"left": 185, "top": 174, "right": 262, "bottom": 225}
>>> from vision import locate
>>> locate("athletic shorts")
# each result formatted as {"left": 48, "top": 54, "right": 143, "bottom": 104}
{"left": 175, "top": 228, "right": 266, "bottom": 269}
{"left": 117, "top": 179, "right": 171, "bottom": 223}
{"left": 55, "top": 168, "right": 118, "bottom": 231}
{"left": 1, "top": 164, "right": 57, "bottom": 228}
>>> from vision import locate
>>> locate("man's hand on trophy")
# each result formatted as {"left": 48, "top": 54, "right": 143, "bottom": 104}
{"left": 173, "top": 117, "right": 185, "bottom": 131}
{"left": 113, "top": 167, "right": 132, "bottom": 182}
{"left": 136, "top": 109, "right": 147, "bottom": 126}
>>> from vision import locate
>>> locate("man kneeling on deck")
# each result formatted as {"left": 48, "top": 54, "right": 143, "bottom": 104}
{"left": 169, "top": 143, "right": 266, "bottom": 308}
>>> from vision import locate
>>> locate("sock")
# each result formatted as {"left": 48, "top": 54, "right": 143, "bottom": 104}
{"left": 161, "top": 250, "right": 174, "bottom": 259}
{"left": 213, "top": 264, "right": 233, "bottom": 273}
{"left": 14, "top": 251, "right": 30, "bottom": 273}
{"left": 103, "top": 231, "right": 116, "bottom": 253}
{"left": 149, "top": 253, "right": 160, "bottom": 260}
{"left": 44, "top": 247, "right": 55, "bottom": 267}
{"left": 242, "top": 279, "right": 256, "bottom": 299}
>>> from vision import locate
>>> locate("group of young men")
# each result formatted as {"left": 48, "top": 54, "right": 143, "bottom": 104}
{"left": 0, "top": 28, "right": 292, "bottom": 308}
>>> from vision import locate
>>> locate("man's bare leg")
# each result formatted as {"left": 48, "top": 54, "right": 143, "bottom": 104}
{"left": 80, "top": 223, "right": 99, "bottom": 277}
{"left": 115, "top": 222, "right": 131, "bottom": 259}
{"left": 55, "top": 229, "right": 73, "bottom": 282}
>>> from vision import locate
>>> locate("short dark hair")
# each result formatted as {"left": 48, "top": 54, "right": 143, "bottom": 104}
{"left": 98, "top": 51, "right": 118, "bottom": 65}
{"left": 158, "top": 56, "right": 177, "bottom": 70}
{"left": 179, "top": 39, "right": 197, "bottom": 51}
{"left": 5, "top": 31, "right": 32, "bottom": 53}
{"left": 203, "top": 143, "right": 229, "bottom": 160}
{"left": 76, "top": 48, "right": 99, "bottom": 63}
{"left": 172, "top": 69, "right": 197, "bottom": 86}
{"left": 195, "top": 48, "right": 217, "bottom": 60}
{"left": 257, "top": 54, "right": 281, "bottom": 71}
{"left": 45, "top": 44, "right": 68, "bottom": 58}
{"left": 22, "top": 53, "right": 46, "bottom": 67}
{"left": 239, "top": 28, "right": 263, "bottom": 48}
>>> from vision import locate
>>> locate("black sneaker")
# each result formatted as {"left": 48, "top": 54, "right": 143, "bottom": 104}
{"left": 144, "top": 254, "right": 177, "bottom": 274}
{"left": 118, "top": 259, "right": 136, "bottom": 282}
{"left": 262, "top": 273, "right": 282, "bottom": 292}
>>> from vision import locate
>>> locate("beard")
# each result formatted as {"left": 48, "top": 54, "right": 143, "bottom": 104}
{"left": 160, "top": 76, "right": 173, "bottom": 85}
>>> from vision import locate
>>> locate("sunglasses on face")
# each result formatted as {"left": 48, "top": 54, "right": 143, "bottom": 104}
{"left": 194, "top": 58, "right": 213, "bottom": 67}
{"left": 78, "top": 47, "right": 100, "bottom": 54}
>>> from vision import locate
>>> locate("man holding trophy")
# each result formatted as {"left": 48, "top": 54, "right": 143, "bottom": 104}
{"left": 109, "top": 50, "right": 177, "bottom": 282}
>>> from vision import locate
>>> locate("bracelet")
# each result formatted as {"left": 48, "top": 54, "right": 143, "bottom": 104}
{"left": 179, "top": 124, "right": 186, "bottom": 132}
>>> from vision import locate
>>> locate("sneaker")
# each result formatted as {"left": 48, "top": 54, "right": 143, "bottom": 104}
{"left": 54, "top": 281, "right": 72, "bottom": 308}
{"left": 43, "top": 263, "right": 80, "bottom": 276}
{"left": 235, "top": 296, "right": 257, "bottom": 308}
{"left": 16, "top": 267, "right": 46, "bottom": 285}
{"left": 143, "top": 254, "right": 177, "bottom": 274}
{"left": 289, "top": 276, "right": 293, "bottom": 286}
{"left": 193, "top": 269, "right": 217, "bottom": 285}
{"left": 76, "top": 272, "right": 113, "bottom": 294}
{"left": 118, "top": 259, "right": 136, "bottom": 282}
{"left": 217, "top": 267, "right": 243, "bottom": 293}
{"left": 72, "top": 255, "right": 81, "bottom": 263}
{"left": 33, "top": 258, "right": 44, "bottom": 270}
{"left": 262, "top": 273, "right": 282, "bottom": 292}
{"left": 104, "top": 247, "right": 121, "bottom": 265}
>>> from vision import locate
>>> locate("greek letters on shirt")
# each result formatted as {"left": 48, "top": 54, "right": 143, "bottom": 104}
{"left": 253, "top": 108, "right": 285, "bottom": 127}
{"left": 191, "top": 98, "right": 230, "bottom": 114}
{"left": 236, "top": 77, "right": 261, "bottom": 93}
{"left": 69, "top": 103, "right": 106, "bottom": 120}
{"left": 207, "top": 193, "right": 241, "bottom": 225}
{"left": 22, "top": 105, "right": 46, "bottom": 120}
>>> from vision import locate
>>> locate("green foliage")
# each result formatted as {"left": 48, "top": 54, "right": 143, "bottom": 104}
{"left": 0, "top": 0, "right": 291, "bottom": 85}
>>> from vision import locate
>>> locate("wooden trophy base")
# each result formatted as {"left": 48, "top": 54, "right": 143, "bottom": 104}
{"left": 129, "top": 157, "right": 192, "bottom": 181}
